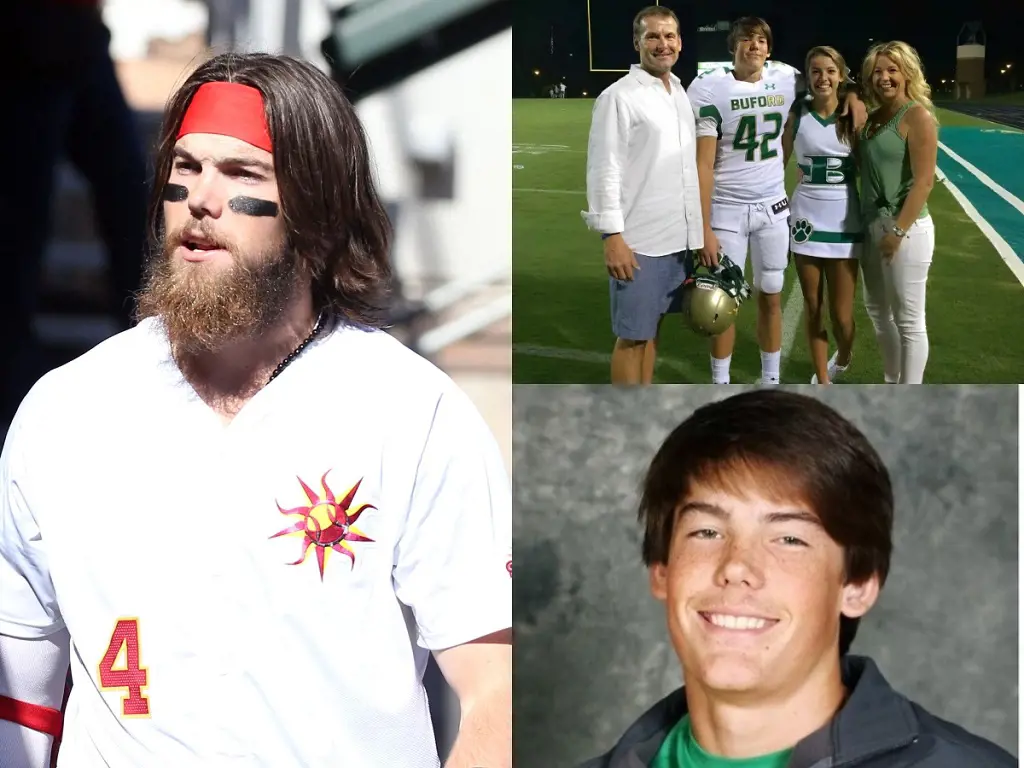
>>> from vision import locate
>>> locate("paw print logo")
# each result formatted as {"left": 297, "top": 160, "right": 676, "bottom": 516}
{"left": 791, "top": 218, "right": 814, "bottom": 244}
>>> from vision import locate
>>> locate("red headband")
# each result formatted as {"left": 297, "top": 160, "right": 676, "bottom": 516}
{"left": 176, "top": 82, "right": 273, "bottom": 153}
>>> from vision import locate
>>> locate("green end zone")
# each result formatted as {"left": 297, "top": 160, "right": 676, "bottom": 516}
{"left": 512, "top": 99, "right": 1024, "bottom": 383}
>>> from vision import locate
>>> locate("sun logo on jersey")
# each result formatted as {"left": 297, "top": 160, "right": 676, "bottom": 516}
{"left": 269, "top": 472, "right": 376, "bottom": 580}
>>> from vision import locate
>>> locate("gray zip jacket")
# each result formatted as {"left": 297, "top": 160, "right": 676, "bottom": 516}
{"left": 579, "top": 656, "right": 1017, "bottom": 767}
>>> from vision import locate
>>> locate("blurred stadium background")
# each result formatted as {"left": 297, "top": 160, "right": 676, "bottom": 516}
{"left": 512, "top": 0, "right": 1024, "bottom": 383}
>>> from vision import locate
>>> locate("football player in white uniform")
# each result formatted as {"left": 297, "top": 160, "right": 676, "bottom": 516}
{"left": 687, "top": 18, "right": 865, "bottom": 384}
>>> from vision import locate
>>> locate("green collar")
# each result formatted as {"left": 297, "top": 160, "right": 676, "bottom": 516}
{"left": 651, "top": 715, "right": 794, "bottom": 768}
{"left": 807, "top": 104, "right": 838, "bottom": 127}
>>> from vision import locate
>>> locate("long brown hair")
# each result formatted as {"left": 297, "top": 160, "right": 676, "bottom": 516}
{"left": 805, "top": 45, "right": 855, "bottom": 147}
{"left": 146, "top": 52, "right": 393, "bottom": 327}
{"left": 639, "top": 390, "right": 893, "bottom": 656}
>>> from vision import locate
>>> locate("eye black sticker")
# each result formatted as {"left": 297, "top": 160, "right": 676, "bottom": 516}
{"left": 161, "top": 184, "right": 279, "bottom": 217}
{"left": 229, "top": 196, "right": 279, "bottom": 217}
{"left": 162, "top": 183, "right": 189, "bottom": 202}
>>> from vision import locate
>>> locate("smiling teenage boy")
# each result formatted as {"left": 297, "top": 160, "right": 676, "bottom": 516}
{"left": 581, "top": 389, "right": 1015, "bottom": 767}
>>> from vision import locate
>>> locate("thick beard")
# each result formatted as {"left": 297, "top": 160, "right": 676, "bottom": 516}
{"left": 137, "top": 224, "right": 300, "bottom": 357}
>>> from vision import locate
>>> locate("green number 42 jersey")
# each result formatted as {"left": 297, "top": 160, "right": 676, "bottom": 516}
{"left": 687, "top": 61, "right": 800, "bottom": 205}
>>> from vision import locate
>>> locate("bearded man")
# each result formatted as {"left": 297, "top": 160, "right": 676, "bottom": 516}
{"left": 0, "top": 52, "right": 512, "bottom": 768}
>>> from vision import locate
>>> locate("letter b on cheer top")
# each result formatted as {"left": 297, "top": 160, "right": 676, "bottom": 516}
{"left": 803, "top": 156, "right": 854, "bottom": 185}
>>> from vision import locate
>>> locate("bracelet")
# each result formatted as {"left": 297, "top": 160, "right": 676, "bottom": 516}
{"left": 891, "top": 224, "right": 907, "bottom": 238}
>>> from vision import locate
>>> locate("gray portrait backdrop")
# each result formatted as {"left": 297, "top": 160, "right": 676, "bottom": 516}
{"left": 512, "top": 385, "right": 1019, "bottom": 768}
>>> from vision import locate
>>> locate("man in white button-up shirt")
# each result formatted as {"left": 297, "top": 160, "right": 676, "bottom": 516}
{"left": 581, "top": 5, "right": 703, "bottom": 385}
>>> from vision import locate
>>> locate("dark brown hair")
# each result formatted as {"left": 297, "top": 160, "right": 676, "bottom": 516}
{"left": 639, "top": 390, "right": 893, "bottom": 656}
{"left": 632, "top": 5, "right": 680, "bottom": 44}
{"left": 146, "top": 52, "right": 393, "bottom": 327}
{"left": 727, "top": 16, "right": 773, "bottom": 56}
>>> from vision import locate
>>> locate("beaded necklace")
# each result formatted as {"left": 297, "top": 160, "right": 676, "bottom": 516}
{"left": 266, "top": 310, "right": 329, "bottom": 384}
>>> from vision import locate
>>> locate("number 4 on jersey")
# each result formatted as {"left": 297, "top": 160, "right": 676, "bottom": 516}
{"left": 733, "top": 113, "right": 783, "bottom": 162}
{"left": 98, "top": 618, "right": 150, "bottom": 717}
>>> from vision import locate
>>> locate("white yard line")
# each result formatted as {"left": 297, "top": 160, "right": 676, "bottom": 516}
{"left": 779, "top": 282, "right": 805, "bottom": 380}
{"left": 939, "top": 174, "right": 1024, "bottom": 287}
{"left": 938, "top": 142, "right": 1024, "bottom": 217}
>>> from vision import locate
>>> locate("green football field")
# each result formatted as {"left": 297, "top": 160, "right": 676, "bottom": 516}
{"left": 512, "top": 98, "right": 1024, "bottom": 383}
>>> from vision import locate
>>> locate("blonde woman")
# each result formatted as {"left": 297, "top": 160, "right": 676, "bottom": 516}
{"left": 857, "top": 41, "right": 938, "bottom": 384}
{"left": 782, "top": 46, "right": 861, "bottom": 384}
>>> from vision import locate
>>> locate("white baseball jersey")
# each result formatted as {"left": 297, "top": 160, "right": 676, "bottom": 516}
{"left": 790, "top": 101, "right": 863, "bottom": 258}
{"left": 0, "top": 318, "right": 512, "bottom": 767}
{"left": 687, "top": 61, "right": 800, "bottom": 205}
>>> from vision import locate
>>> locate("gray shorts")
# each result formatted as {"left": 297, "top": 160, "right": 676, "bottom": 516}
{"left": 609, "top": 250, "right": 693, "bottom": 341}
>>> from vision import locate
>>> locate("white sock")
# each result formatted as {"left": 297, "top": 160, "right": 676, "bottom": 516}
{"left": 760, "top": 350, "right": 781, "bottom": 383}
{"left": 711, "top": 355, "right": 732, "bottom": 384}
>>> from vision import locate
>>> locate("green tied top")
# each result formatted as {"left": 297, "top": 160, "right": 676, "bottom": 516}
{"left": 857, "top": 100, "right": 928, "bottom": 224}
{"left": 650, "top": 715, "right": 793, "bottom": 768}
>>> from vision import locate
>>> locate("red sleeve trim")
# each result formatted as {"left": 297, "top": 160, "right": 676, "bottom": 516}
{"left": 0, "top": 695, "right": 63, "bottom": 740}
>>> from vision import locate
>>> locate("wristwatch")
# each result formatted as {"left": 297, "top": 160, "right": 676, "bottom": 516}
{"left": 891, "top": 224, "right": 907, "bottom": 238}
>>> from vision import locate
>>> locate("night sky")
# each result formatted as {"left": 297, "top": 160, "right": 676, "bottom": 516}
{"left": 513, "top": 0, "right": 1022, "bottom": 98}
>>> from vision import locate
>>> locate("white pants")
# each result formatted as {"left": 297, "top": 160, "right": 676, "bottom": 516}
{"left": 711, "top": 200, "right": 791, "bottom": 295}
{"left": 860, "top": 215, "right": 934, "bottom": 383}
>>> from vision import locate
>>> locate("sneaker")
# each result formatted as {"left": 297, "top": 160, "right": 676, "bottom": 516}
{"left": 829, "top": 352, "right": 851, "bottom": 382}
{"left": 811, "top": 351, "right": 850, "bottom": 384}
{"left": 756, "top": 376, "right": 780, "bottom": 386}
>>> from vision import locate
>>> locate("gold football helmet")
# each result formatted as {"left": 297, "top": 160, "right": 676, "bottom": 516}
{"left": 680, "top": 254, "right": 752, "bottom": 337}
